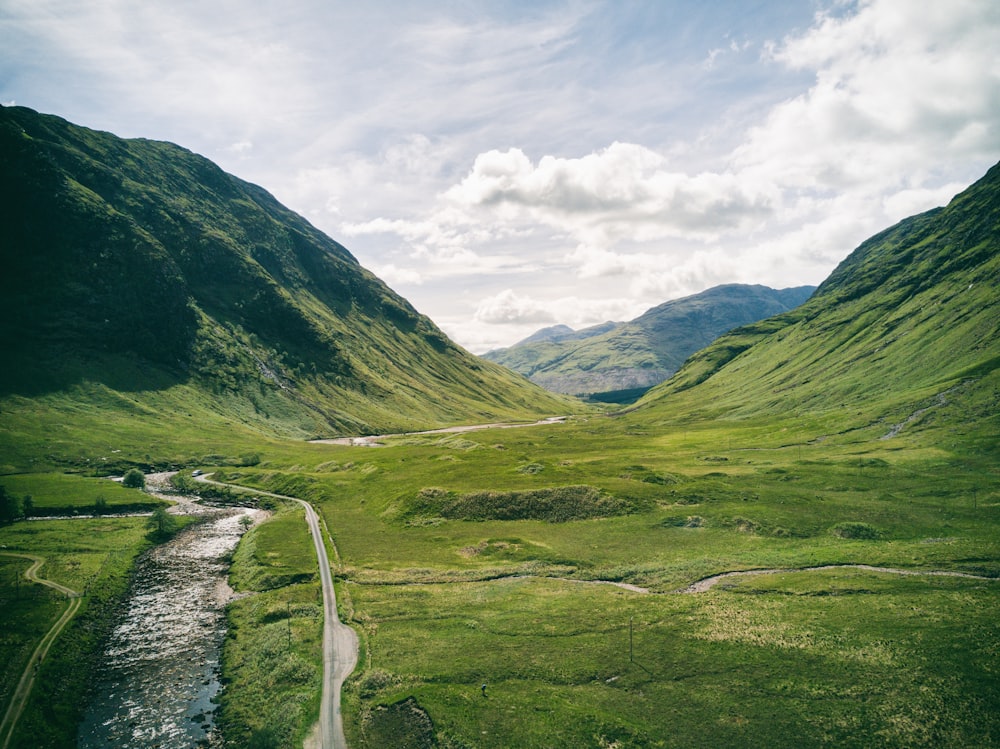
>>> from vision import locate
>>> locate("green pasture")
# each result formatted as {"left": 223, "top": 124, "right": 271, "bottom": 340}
{"left": 0, "top": 515, "right": 163, "bottom": 748}
{"left": 343, "top": 572, "right": 999, "bottom": 748}
{"left": 211, "top": 412, "right": 999, "bottom": 747}
{"left": 1, "top": 471, "right": 164, "bottom": 515}
{"left": 1, "top": 396, "right": 996, "bottom": 747}
{"left": 0, "top": 555, "right": 65, "bottom": 716}
{"left": 0, "top": 380, "right": 295, "bottom": 476}
{"left": 218, "top": 502, "right": 325, "bottom": 749}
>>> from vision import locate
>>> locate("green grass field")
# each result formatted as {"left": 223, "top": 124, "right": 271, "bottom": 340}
{"left": 217, "top": 502, "right": 325, "bottom": 749}
{"left": 204, "top": 412, "right": 1000, "bottom": 748}
{"left": 2, "top": 405, "right": 996, "bottom": 748}
{"left": 1, "top": 471, "right": 165, "bottom": 515}
{"left": 0, "top": 514, "right": 167, "bottom": 748}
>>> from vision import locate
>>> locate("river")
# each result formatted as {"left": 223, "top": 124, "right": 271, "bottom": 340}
{"left": 77, "top": 504, "right": 258, "bottom": 749}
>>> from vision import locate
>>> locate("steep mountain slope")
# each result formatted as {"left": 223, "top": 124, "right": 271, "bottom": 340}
{"left": 0, "top": 106, "right": 574, "bottom": 452}
{"left": 483, "top": 284, "right": 814, "bottom": 396}
{"left": 636, "top": 161, "right": 1000, "bottom": 442}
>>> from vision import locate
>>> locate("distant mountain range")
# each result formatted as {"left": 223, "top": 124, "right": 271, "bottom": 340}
{"left": 0, "top": 105, "right": 572, "bottom": 439}
{"left": 482, "top": 284, "right": 815, "bottom": 399}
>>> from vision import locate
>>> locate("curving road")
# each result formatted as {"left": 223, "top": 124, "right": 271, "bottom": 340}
{"left": 677, "top": 563, "right": 999, "bottom": 593}
{"left": 0, "top": 553, "right": 82, "bottom": 749}
{"left": 196, "top": 475, "right": 358, "bottom": 749}
{"left": 309, "top": 416, "right": 568, "bottom": 446}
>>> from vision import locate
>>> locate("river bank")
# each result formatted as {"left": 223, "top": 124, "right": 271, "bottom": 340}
{"left": 77, "top": 503, "right": 261, "bottom": 748}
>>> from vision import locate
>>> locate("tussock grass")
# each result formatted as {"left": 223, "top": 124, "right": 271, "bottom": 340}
{"left": 399, "top": 485, "right": 639, "bottom": 523}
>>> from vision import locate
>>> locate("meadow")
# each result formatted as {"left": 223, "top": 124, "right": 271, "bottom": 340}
{"left": 206, "top": 412, "right": 999, "bottom": 748}
{"left": 0, "top": 514, "right": 169, "bottom": 748}
{"left": 0, "top": 406, "right": 996, "bottom": 747}
{"left": 1, "top": 471, "right": 165, "bottom": 516}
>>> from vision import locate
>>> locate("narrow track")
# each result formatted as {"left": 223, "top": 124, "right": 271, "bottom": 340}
{"left": 0, "top": 553, "right": 82, "bottom": 749}
{"left": 677, "top": 563, "right": 998, "bottom": 593}
{"left": 196, "top": 475, "right": 358, "bottom": 749}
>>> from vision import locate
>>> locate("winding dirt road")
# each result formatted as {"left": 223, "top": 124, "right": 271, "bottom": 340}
{"left": 310, "top": 416, "right": 567, "bottom": 446}
{"left": 677, "top": 563, "right": 998, "bottom": 593}
{"left": 196, "top": 475, "right": 358, "bottom": 749}
{"left": 0, "top": 553, "right": 82, "bottom": 749}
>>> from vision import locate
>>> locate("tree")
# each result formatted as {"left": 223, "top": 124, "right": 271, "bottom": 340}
{"left": 122, "top": 468, "right": 146, "bottom": 489}
{"left": 147, "top": 507, "right": 177, "bottom": 538}
{"left": 93, "top": 496, "right": 108, "bottom": 515}
{"left": 0, "top": 485, "right": 22, "bottom": 523}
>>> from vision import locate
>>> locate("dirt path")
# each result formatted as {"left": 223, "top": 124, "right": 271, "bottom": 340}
{"left": 677, "top": 563, "right": 998, "bottom": 593}
{"left": 0, "top": 553, "right": 82, "bottom": 749}
{"left": 196, "top": 474, "right": 358, "bottom": 749}
{"left": 310, "top": 416, "right": 568, "bottom": 446}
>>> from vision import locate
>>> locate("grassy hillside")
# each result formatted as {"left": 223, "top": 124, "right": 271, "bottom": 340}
{"left": 637, "top": 161, "right": 1000, "bottom": 448}
{"left": 0, "top": 106, "right": 576, "bottom": 467}
{"left": 483, "top": 285, "right": 813, "bottom": 397}
{"left": 2, "top": 110, "right": 997, "bottom": 749}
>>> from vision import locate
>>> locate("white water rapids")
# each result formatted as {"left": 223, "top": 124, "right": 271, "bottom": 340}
{"left": 77, "top": 506, "right": 258, "bottom": 748}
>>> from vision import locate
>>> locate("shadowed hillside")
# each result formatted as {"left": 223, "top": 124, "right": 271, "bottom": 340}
{"left": 0, "top": 106, "right": 575, "bottom": 460}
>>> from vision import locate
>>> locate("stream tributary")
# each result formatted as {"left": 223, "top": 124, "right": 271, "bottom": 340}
{"left": 77, "top": 503, "right": 260, "bottom": 748}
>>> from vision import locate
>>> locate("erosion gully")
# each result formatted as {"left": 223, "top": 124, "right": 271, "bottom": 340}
{"left": 77, "top": 484, "right": 262, "bottom": 749}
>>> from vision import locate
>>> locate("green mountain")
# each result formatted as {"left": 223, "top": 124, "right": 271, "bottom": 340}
{"left": 482, "top": 284, "right": 814, "bottom": 397}
{"left": 637, "top": 160, "right": 1000, "bottom": 442}
{"left": 0, "top": 106, "right": 574, "bottom": 461}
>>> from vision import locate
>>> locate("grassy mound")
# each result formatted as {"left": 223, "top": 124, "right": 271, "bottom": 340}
{"left": 405, "top": 485, "right": 639, "bottom": 522}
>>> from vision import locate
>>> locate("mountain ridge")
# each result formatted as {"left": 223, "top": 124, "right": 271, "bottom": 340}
{"left": 482, "top": 283, "right": 815, "bottom": 396}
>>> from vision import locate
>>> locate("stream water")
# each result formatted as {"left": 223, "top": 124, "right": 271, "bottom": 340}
{"left": 77, "top": 505, "right": 256, "bottom": 749}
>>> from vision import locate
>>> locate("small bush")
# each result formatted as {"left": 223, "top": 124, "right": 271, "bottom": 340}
{"left": 358, "top": 668, "right": 398, "bottom": 698}
{"left": 831, "top": 521, "right": 880, "bottom": 540}
{"left": 730, "top": 516, "right": 759, "bottom": 533}
{"left": 122, "top": 468, "right": 146, "bottom": 489}
{"left": 360, "top": 697, "right": 435, "bottom": 749}
{"left": 621, "top": 465, "right": 677, "bottom": 485}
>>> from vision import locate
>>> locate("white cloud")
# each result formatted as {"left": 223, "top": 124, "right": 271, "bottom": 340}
{"left": 474, "top": 289, "right": 557, "bottom": 325}
{"left": 738, "top": 0, "right": 1000, "bottom": 190}
{"left": 881, "top": 182, "right": 967, "bottom": 222}
{"left": 227, "top": 140, "right": 253, "bottom": 154}
{"left": 446, "top": 143, "right": 778, "bottom": 244}
{"left": 371, "top": 263, "right": 424, "bottom": 287}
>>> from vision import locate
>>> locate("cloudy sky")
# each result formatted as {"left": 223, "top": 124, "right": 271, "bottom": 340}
{"left": 3, "top": 1, "right": 999, "bottom": 352}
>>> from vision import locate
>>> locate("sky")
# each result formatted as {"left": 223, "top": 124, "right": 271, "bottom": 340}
{"left": 3, "top": 0, "right": 999, "bottom": 352}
